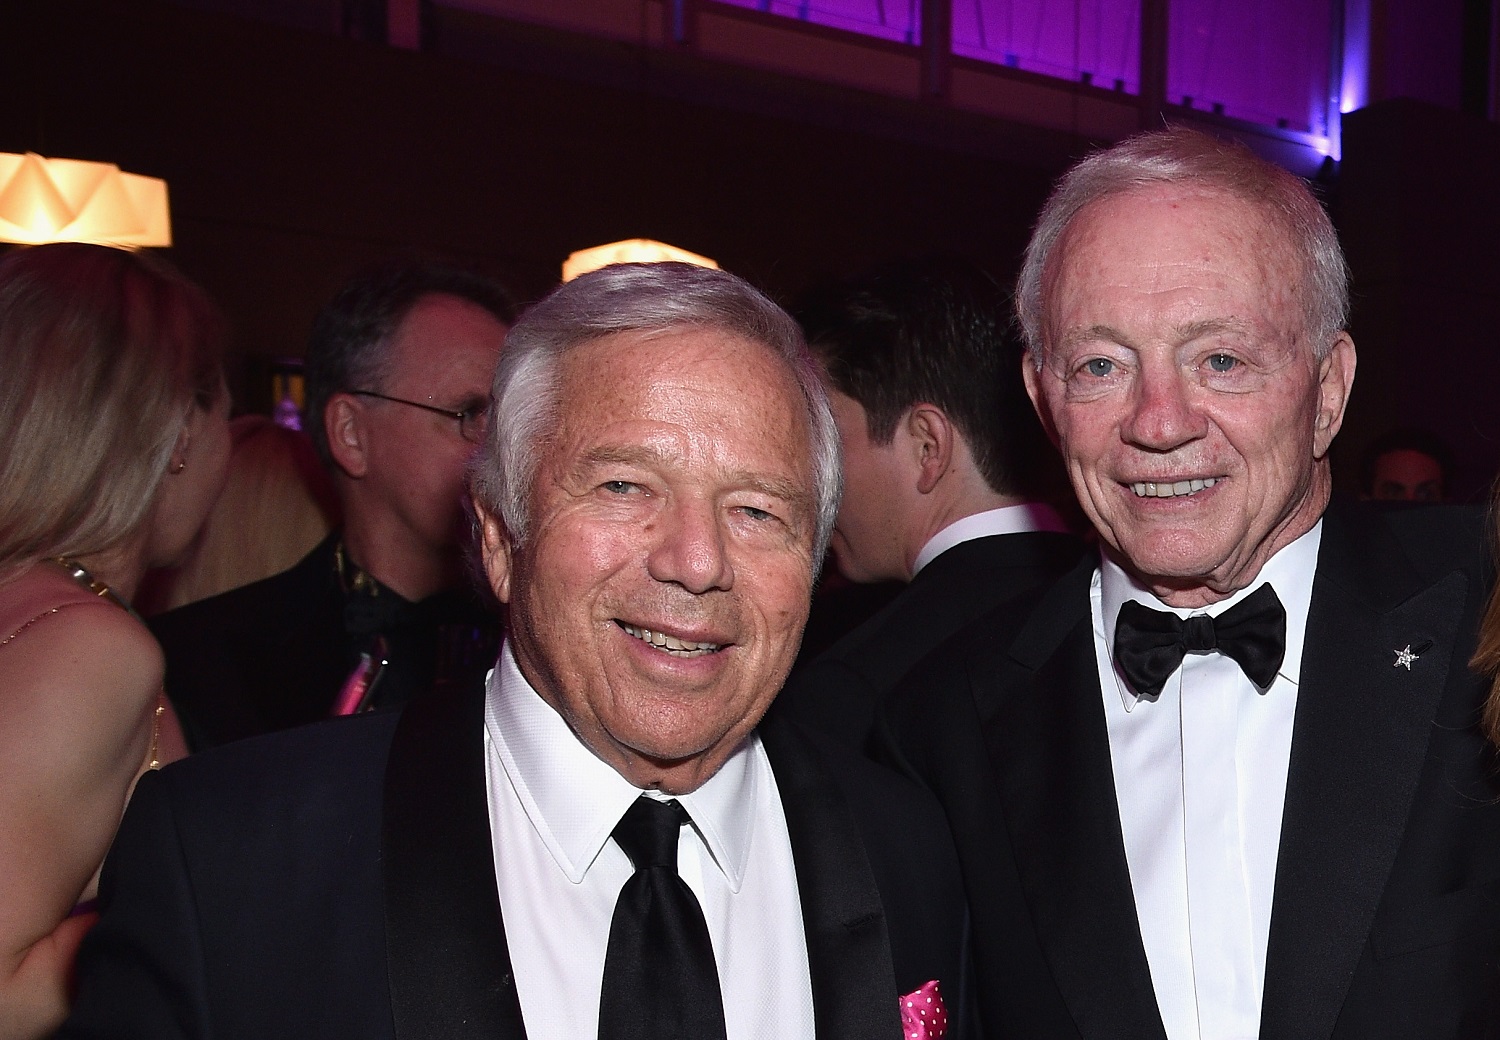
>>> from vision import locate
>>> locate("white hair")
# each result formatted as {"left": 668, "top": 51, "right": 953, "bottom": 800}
{"left": 1016, "top": 127, "right": 1350, "bottom": 364}
{"left": 471, "top": 262, "right": 843, "bottom": 565}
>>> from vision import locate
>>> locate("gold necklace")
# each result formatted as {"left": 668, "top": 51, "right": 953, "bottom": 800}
{"left": 51, "top": 558, "right": 165, "bottom": 770}
{"left": 51, "top": 557, "right": 133, "bottom": 612}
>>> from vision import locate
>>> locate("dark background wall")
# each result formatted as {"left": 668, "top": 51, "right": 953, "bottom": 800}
{"left": 1333, "top": 99, "right": 1500, "bottom": 501}
{"left": 2, "top": 0, "right": 1066, "bottom": 402}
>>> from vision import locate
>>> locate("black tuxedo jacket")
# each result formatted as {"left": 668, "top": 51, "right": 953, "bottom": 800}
{"left": 777, "top": 532, "right": 1082, "bottom": 754}
{"left": 64, "top": 675, "right": 970, "bottom": 1039}
{"left": 151, "top": 535, "right": 498, "bottom": 751}
{"left": 882, "top": 502, "right": 1500, "bottom": 1039}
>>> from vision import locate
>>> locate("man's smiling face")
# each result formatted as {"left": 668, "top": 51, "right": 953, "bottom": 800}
{"left": 482, "top": 326, "right": 818, "bottom": 792}
{"left": 1024, "top": 185, "right": 1355, "bottom": 608}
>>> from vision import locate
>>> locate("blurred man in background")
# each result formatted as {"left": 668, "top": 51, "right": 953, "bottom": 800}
{"left": 778, "top": 257, "right": 1078, "bottom": 752}
{"left": 153, "top": 259, "right": 513, "bottom": 748}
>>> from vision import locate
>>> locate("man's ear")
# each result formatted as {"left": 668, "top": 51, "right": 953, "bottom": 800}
{"left": 1313, "top": 333, "right": 1357, "bottom": 460}
{"left": 1021, "top": 351, "right": 1059, "bottom": 445}
{"left": 473, "top": 496, "right": 515, "bottom": 604}
{"left": 325, "top": 394, "right": 369, "bottom": 479}
{"left": 907, "top": 404, "right": 956, "bottom": 495}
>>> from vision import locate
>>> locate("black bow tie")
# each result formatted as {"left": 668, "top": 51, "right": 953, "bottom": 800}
{"left": 1113, "top": 582, "right": 1287, "bottom": 699}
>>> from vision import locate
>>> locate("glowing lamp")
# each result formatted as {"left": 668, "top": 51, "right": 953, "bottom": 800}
{"left": 561, "top": 238, "right": 718, "bottom": 282}
{"left": 0, "top": 152, "right": 171, "bottom": 248}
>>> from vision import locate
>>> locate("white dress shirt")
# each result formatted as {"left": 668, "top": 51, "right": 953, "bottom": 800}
{"left": 483, "top": 642, "right": 816, "bottom": 1040}
{"left": 1091, "top": 522, "right": 1322, "bottom": 1040}
{"left": 911, "top": 502, "right": 1070, "bottom": 575}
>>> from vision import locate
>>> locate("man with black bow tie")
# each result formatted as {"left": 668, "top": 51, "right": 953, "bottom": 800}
{"left": 882, "top": 128, "right": 1500, "bottom": 1039}
{"left": 64, "top": 262, "right": 968, "bottom": 1039}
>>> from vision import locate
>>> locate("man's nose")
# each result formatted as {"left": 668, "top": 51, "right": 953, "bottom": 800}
{"left": 1122, "top": 365, "right": 1208, "bottom": 451}
{"left": 646, "top": 498, "right": 735, "bottom": 594}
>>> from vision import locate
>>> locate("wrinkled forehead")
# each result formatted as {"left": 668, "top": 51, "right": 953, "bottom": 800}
{"left": 549, "top": 327, "right": 816, "bottom": 461}
{"left": 1042, "top": 185, "right": 1310, "bottom": 341}
{"left": 1057, "top": 183, "right": 1297, "bottom": 264}
{"left": 556, "top": 324, "right": 803, "bottom": 397}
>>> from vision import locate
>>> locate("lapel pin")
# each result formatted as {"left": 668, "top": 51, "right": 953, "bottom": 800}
{"left": 1392, "top": 639, "right": 1434, "bottom": 671}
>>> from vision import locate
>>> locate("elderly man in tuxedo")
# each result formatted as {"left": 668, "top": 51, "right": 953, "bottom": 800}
{"left": 63, "top": 262, "right": 967, "bottom": 1040}
{"left": 884, "top": 127, "right": 1500, "bottom": 1039}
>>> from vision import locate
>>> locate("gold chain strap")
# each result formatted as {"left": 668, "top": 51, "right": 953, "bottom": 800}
{"left": 50, "top": 559, "right": 166, "bottom": 771}
{"left": 1, "top": 605, "right": 68, "bottom": 647}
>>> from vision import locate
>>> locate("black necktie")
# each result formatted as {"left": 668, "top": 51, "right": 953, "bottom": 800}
{"left": 1113, "top": 582, "right": 1287, "bottom": 699}
{"left": 598, "top": 797, "right": 728, "bottom": 1040}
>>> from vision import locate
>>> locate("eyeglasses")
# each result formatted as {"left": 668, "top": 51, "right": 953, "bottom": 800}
{"left": 350, "top": 389, "right": 490, "bottom": 444}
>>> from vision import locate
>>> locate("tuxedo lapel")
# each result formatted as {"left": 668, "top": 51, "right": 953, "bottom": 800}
{"left": 981, "top": 563, "right": 1168, "bottom": 1039}
{"left": 1260, "top": 508, "right": 1468, "bottom": 1040}
{"left": 761, "top": 714, "right": 904, "bottom": 1040}
{"left": 383, "top": 681, "right": 528, "bottom": 1040}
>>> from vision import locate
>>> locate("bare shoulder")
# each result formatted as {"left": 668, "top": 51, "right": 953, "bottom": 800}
{"left": 0, "top": 599, "right": 162, "bottom": 791}
{"left": 1, "top": 596, "right": 162, "bottom": 696}
{"left": 0, "top": 601, "right": 166, "bottom": 1022}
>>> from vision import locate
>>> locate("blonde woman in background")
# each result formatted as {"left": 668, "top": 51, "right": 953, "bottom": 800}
{"left": 136, "top": 414, "right": 340, "bottom": 615}
{"left": 0, "top": 243, "right": 230, "bottom": 1038}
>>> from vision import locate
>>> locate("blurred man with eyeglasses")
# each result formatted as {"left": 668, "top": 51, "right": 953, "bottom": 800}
{"left": 152, "top": 260, "right": 514, "bottom": 749}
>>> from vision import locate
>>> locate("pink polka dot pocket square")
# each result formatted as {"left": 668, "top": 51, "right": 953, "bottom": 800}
{"left": 899, "top": 979, "right": 948, "bottom": 1039}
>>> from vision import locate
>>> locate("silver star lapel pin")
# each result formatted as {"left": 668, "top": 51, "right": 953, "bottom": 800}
{"left": 1392, "top": 639, "right": 1433, "bottom": 671}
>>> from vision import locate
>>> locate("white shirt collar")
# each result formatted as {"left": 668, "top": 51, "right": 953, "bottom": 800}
{"left": 911, "top": 502, "right": 1070, "bottom": 576}
{"left": 485, "top": 641, "right": 759, "bottom": 890}
{"left": 1097, "top": 519, "right": 1323, "bottom": 711}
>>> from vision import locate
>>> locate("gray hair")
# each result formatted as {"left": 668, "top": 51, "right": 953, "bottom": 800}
{"left": 471, "top": 262, "right": 843, "bottom": 565}
{"left": 1016, "top": 127, "right": 1350, "bottom": 363}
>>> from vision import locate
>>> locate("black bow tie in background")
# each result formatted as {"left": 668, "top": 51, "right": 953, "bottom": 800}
{"left": 1113, "top": 582, "right": 1287, "bottom": 699}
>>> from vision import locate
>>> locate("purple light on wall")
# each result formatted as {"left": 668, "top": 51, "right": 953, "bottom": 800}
{"left": 1322, "top": 0, "right": 1371, "bottom": 160}
{"left": 711, "top": 0, "right": 921, "bottom": 45}
{"left": 706, "top": 0, "right": 1353, "bottom": 158}
{"left": 1340, "top": 0, "right": 1369, "bottom": 114}
{"left": 1167, "top": 0, "right": 1333, "bottom": 137}
{"left": 951, "top": 0, "right": 1141, "bottom": 93}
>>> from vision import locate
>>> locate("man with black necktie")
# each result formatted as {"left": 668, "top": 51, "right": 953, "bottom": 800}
{"left": 63, "top": 262, "right": 969, "bottom": 1040}
{"left": 882, "top": 128, "right": 1500, "bottom": 1039}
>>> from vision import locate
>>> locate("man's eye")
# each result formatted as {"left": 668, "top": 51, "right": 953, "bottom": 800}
{"left": 1081, "top": 358, "right": 1115, "bottom": 377}
{"left": 1206, "top": 353, "right": 1238, "bottom": 373}
{"left": 739, "top": 506, "right": 776, "bottom": 522}
{"left": 602, "top": 481, "right": 639, "bottom": 495}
